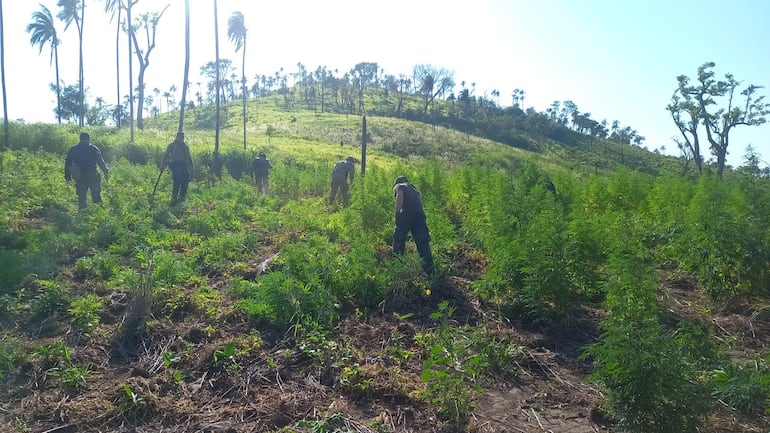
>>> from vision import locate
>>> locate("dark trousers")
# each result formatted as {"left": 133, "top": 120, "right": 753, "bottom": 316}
{"left": 75, "top": 172, "right": 102, "bottom": 210}
{"left": 171, "top": 161, "right": 190, "bottom": 199}
{"left": 254, "top": 175, "right": 269, "bottom": 194}
{"left": 393, "top": 214, "right": 435, "bottom": 275}
{"left": 328, "top": 176, "right": 349, "bottom": 205}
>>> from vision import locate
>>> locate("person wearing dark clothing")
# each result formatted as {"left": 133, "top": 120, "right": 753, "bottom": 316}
{"left": 160, "top": 132, "right": 195, "bottom": 201}
{"left": 392, "top": 176, "right": 434, "bottom": 275}
{"left": 328, "top": 156, "right": 355, "bottom": 205}
{"left": 64, "top": 132, "right": 110, "bottom": 210}
{"left": 250, "top": 152, "right": 272, "bottom": 194}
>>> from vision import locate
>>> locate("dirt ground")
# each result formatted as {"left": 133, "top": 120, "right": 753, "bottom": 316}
{"left": 1, "top": 250, "right": 769, "bottom": 433}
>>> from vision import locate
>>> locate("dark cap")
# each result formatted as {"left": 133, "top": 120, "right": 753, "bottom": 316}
{"left": 79, "top": 132, "right": 90, "bottom": 141}
{"left": 176, "top": 132, "right": 185, "bottom": 138}
{"left": 394, "top": 176, "right": 408, "bottom": 185}
{"left": 346, "top": 156, "right": 355, "bottom": 162}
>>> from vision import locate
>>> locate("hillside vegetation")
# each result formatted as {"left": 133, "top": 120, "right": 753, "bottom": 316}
{"left": 1, "top": 100, "right": 769, "bottom": 433}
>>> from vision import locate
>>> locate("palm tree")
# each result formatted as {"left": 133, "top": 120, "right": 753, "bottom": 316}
{"left": 26, "top": 4, "right": 62, "bottom": 124}
{"left": 177, "top": 0, "right": 190, "bottom": 133}
{"left": 126, "top": 0, "right": 135, "bottom": 142}
{"left": 0, "top": 0, "right": 8, "bottom": 149}
{"left": 104, "top": 0, "right": 125, "bottom": 128}
{"left": 213, "top": 0, "right": 221, "bottom": 155}
{"left": 57, "top": 0, "right": 85, "bottom": 127}
{"left": 228, "top": 11, "right": 247, "bottom": 150}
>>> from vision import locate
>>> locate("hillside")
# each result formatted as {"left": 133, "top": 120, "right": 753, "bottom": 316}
{"left": 1, "top": 104, "right": 769, "bottom": 433}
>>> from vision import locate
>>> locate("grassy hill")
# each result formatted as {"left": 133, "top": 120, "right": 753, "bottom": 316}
{"left": 0, "top": 98, "right": 769, "bottom": 433}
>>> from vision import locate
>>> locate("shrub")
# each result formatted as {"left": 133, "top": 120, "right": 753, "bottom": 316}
{"left": 68, "top": 294, "right": 104, "bottom": 334}
{"left": 711, "top": 360, "right": 770, "bottom": 415}
{"left": 0, "top": 336, "right": 24, "bottom": 380}
{"left": 0, "top": 249, "right": 27, "bottom": 296}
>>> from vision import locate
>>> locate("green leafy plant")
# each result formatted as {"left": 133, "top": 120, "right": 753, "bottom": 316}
{"left": 336, "top": 363, "right": 373, "bottom": 397}
{"left": 31, "top": 279, "right": 70, "bottom": 318}
{"left": 35, "top": 341, "right": 70, "bottom": 371}
{"left": 0, "top": 336, "right": 24, "bottom": 380}
{"left": 48, "top": 364, "right": 91, "bottom": 391}
{"left": 68, "top": 294, "right": 104, "bottom": 334}
{"left": 582, "top": 229, "right": 714, "bottom": 433}
{"left": 212, "top": 342, "right": 240, "bottom": 373}
{"left": 711, "top": 360, "right": 770, "bottom": 415}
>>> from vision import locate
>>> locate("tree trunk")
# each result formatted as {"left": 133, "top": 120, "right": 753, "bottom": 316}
{"left": 361, "top": 115, "right": 367, "bottom": 177}
{"left": 0, "top": 0, "right": 8, "bottom": 149}
{"left": 114, "top": 5, "right": 121, "bottom": 128}
{"left": 54, "top": 43, "right": 61, "bottom": 124}
{"left": 78, "top": 1, "right": 84, "bottom": 127}
{"left": 178, "top": 0, "right": 190, "bottom": 133}
{"left": 241, "top": 36, "right": 246, "bottom": 150}
{"left": 214, "top": 0, "right": 221, "bottom": 155}
{"left": 136, "top": 65, "right": 146, "bottom": 129}
{"left": 127, "top": 0, "right": 135, "bottom": 143}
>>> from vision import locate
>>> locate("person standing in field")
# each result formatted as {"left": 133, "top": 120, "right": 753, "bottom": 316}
{"left": 250, "top": 152, "right": 272, "bottom": 194}
{"left": 160, "top": 132, "right": 195, "bottom": 202}
{"left": 328, "top": 156, "right": 356, "bottom": 206}
{"left": 392, "top": 176, "right": 434, "bottom": 275}
{"left": 64, "top": 132, "right": 110, "bottom": 211}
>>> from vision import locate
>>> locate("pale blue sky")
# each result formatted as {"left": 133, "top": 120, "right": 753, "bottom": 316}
{"left": 2, "top": 0, "right": 768, "bottom": 167}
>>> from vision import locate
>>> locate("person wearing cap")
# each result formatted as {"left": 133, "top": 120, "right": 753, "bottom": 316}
{"left": 64, "top": 132, "right": 110, "bottom": 211}
{"left": 328, "top": 156, "right": 356, "bottom": 206}
{"left": 250, "top": 151, "right": 272, "bottom": 194}
{"left": 393, "top": 176, "right": 434, "bottom": 275}
{"left": 160, "top": 132, "right": 195, "bottom": 202}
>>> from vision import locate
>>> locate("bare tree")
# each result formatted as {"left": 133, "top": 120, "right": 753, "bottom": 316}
{"left": 670, "top": 62, "right": 769, "bottom": 177}
{"left": 127, "top": 6, "right": 168, "bottom": 129}
{"left": 413, "top": 64, "right": 454, "bottom": 113}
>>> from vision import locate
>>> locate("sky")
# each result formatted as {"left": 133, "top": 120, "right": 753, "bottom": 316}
{"left": 1, "top": 0, "right": 769, "bottom": 167}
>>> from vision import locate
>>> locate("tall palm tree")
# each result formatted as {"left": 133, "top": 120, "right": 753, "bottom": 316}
{"left": 177, "top": 0, "right": 190, "bottom": 133}
{"left": 126, "top": 0, "right": 135, "bottom": 142}
{"left": 227, "top": 11, "right": 247, "bottom": 150}
{"left": 104, "top": 0, "right": 123, "bottom": 128}
{"left": 57, "top": 0, "right": 85, "bottom": 127}
{"left": 27, "top": 4, "right": 62, "bottom": 124}
{"left": 213, "top": 0, "right": 221, "bottom": 155}
{"left": 0, "top": 0, "right": 8, "bottom": 149}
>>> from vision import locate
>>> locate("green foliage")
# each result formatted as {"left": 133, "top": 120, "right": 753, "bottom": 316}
{"left": 0, "top": 250, "right": 27, "bottom": 296}
{"left": 31, "top": 279, "right": 70, "bottom": 318}
{"left": 460, "top": 164, "right": 572, "bottom": 322}
{"left": 74, "top": 252, "right": 119, "bottom": 281}
{"left": 583, "top": 223, "right": 714, "bottom": 433}
{"left": 34, "top": 341, "right": 91, "bottom": 391}
{"left": 336, "top": 363, "right": 373, "bottom": 397}
{"left": 674, "top": 175, "right": 770, "bottom": 299}
{"left": 35, "top": 341, "right": 71, "bottom": 370}
{"left": 4, "top": 99, "right": 770, "bottom": 432}
{"left": 48, "top": 363, "right": 91, "bottom": 391}
{"left": 68, "top": 294, "right": 104, "bottom": 334}
{"left": 417, "top": 302, "right": 519, "bottom": 425}
{"left": 711, "top": 360, "right": 770, "bottom": 415}
{"left": 0, "top": 336, "right": 24, "bottom": 380}
{"left": 212, "top": 342, "right": 240, "bottom": 372}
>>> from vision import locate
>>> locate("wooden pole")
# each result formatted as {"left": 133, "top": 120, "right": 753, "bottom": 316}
{"left": 361, "top": 115, "right": 367, "bottom": 177}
